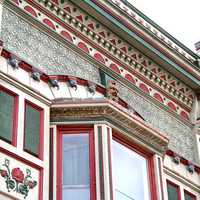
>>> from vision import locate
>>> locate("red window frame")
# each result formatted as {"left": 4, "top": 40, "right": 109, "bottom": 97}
{"left": 166, "top": 180, "right": 181, "bottom": 200}
{"left": 0, "top": 85, "right": 18, "bottom": 146}
{"left": 57, "top": 125, "right": 96, "bottom": 200}
{"left": 23, "top": 100, "right": 44, "bottom": 160}
{"left": 112, "top": 132, "right": 158, "bottom": 200}
{"left": 184, "top": 190, "right": 196, "bottom": 200}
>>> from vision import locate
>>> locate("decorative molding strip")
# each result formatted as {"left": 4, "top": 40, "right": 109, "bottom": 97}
{"left": 6, "top": 0, "right": 194, "bottom": 120}
{"left": 50, "top": 100, "right": 169, "bottom": 153}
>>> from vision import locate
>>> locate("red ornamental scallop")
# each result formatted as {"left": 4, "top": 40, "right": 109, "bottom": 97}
{"left": 60, "top": 31, "right": 73, "bottom": 42}
{"left": 43, "top": 18, "right": 56, "bottom": 30}
{"left": 139, "top": 83, "right": 149, "bottom": 93}
{"left": 78, "top": 42, "right": 89, "bottom": 53}
{"left": 110, "top": 63, "right": 121, "bottom": 74}
{"left": 167, "top": 102, "right": 177, "bottom": 111}
{"left": 94, "top": 53, "right": 105, "bottom": 64}
{"left": 180, "top": 111, "right": 189, "bottom": 120}
{"left": 125, "top": 74, "right": 135, "bottom": 84}
{"left": 24, "top": 6, "right": 37, "bottom": 17}
{"left": 153, "top": 93, "right": 163, "bottom": 103}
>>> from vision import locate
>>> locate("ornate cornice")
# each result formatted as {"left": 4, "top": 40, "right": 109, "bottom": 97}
{"left": 3, "top": 0, "right": 195, "bottom": 120}
{"left": 51, "top": 100, "right": 169, "bottom": 153}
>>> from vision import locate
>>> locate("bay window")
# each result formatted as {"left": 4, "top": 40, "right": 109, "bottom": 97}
{"left": 112, "top": 138, "right": 152, "bottom": 200}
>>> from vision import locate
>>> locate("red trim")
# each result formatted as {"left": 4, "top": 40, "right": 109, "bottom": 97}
{"left": 56, "top": 125, "right": 96, "bottom": 200}
{"left": 166, "top": 180, "right": 181, "bottom": 200}
{"left": 166, "top": 149, "right": 200, "bottom": 174}
{"left": 49, "top": 128, "right": 54, "bottom": 200}
{"left": 23, "top": 100, "right": 44, "bottom": 160}
{"left": 0, "top": 85, "right": 18, "bottom": 146}
{"left": 184, "top": 189, "right": 197, "bottom": 200}
{"left": 0, "top": 147, "right": 43, "bottom": 200}
{"left": 112, "top": 132, "right": 157, "bottom": 200}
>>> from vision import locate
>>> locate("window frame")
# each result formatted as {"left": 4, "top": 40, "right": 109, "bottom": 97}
{"left": 112, "top": 132, "right": 158, "bottom": 200}
{"left": 23, "top": 99, "right": 44, "bottom": 159}
{"left": 0, "top": 85, "right": 18, "bottom": 146}
{"left": 166, "top": 179, "right": 181, "bottom": 200}
{"left": 57, "top": 125, "right": 96, "bottom": 200}
{"left": 184, "top": 190, "right": 196, "bottom": 200}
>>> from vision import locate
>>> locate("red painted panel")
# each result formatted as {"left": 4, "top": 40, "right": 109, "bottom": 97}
{"left": 153, "top": 93, "right": 163, "bottom": 103}
{"left": 139, "top": 83, "right": 150, "bottom": 93}
{"left": 94, "top": 53, "right": 105, "bottom": 64}
{"left": 167, "top": 102, "right": 177, "bottom": 111}
{"left": 24, "top": 6, "right": 37, "bottom": 18}
{"left": 78, "top": 42, "right": 89, "bottom": 53}
{"left": 110, "top": 63, "right": 121, "bottom": 74}
{"left": 43, "top": 18, "right": 56, "bottom": 30}
{"left": 180, "top": 111, "right": 189, "bottom": 120}
{"left": 60, "top": 31, "right": 73, "bottom": 42}
{"left": 125, "top": 74, "right": 135, "bottom": 84}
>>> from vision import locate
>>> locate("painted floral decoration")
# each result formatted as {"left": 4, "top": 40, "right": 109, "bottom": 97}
{"left": 0, "top": 159, "right": 37, "bottom": 199}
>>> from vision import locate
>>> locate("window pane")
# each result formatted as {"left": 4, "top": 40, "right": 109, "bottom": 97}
{"left": 185, "top": 192, "right": 195, "bottom": 200}
{"left": 62, "top": 134, "right": 90, "bottom": 200}
{"left": 167, "top": 182, "right": 179, "bottom": 200}
{"left": 24, "top": 104, "right": 40, "bottom": 155}
{"left": 112, "top": 140, "right": 150, "bottom": 200}
{"left": 0, "top": 90, "right": 14, "bottom": 142}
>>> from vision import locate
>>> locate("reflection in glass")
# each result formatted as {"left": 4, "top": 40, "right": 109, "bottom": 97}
{"left": 112, "top": 140, "right": 150, "bottom": 200}
{"left": 62, "top": 134, "right": 90, "bottom": 200}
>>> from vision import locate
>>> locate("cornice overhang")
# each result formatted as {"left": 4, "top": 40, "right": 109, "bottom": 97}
{"left": 75, "top": 0, "right": 200, "bottom": 89}
{"left": 50, "top": 99, "right": 169, "bottom": 154}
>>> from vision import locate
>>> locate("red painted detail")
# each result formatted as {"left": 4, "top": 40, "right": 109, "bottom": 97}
{"left": 180, "top": 111, "right": 189, "bottom": 120}
{"left": 87, "top": 23, "right": 95, "bottom": 30}
{"left": 153, "top": 93, "right": 163, "bottom": 103}
{"left": 125, "top": 74, "right": 135, "bottom": 84}
{"left": 77, "top": 42, "right": 89, "bottom": 53}
{"left": 24, "top": 6, "right": 38, "bottom": 17}
{"left": 94, "top": 53, "right": 105, "bottom": 64}
{"left": 120, "top": 46, "right": 127, "bottom": 53}
{"left": 51, "top": 0, "right": 59, "bottom": 4}
{"left": 170, "top": 81, "right": 176, "bottom": 87}
{"left": 76, "top": 15, "right": 83, "bottom": 22}
{"left": 64, "top": 6, "right": 71, "bottom": 13}
{"left": 0, "top": 85, "right": 18, "bottom": 147}
{"left": 110, "top": 39, "right": 117, "bottom": 45}
{"left": 151, "top": 68, "right": 157, "bottom": 74}
{"left": 139, "top": 83, "right": 149, "bottom": 93}
{"left": 98, "top": 31, "right": 106, "bottom": 38}
{"left": 23, "top": 100, "right": 44, "bottom": 160}
{"left": 57, "top": 126, "right": 96, "bottom": 200}
{"left": 43, "top": 18, "right": 56, "bottom": 30}
{"left": 60, "top": 30, "right": 73, "bottom": 42}
{"left": 49, "top": 128, "right": 54, "bottom": 199}
{"left": 160, "top": 74, "right": 166, "bottom": 81}
{"left": 179, "top": 88, "right": 185, "bottom": 93}
{"left": 110, "top": 63, "right": 121, "bottom": 74}
{"left": 167, "top": 101, "right": 177, "bottom": 111}
{"left": 131, "top": 54, "right": 137, "bottom": 60}
{"left": 12, "top": 0, "right": 19, "bottom": 5}
{"left": 141, "top": 60, "right": 147, "bottom": 67}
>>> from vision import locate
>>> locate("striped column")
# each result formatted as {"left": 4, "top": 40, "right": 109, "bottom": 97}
{"left": 94, "top": 124, "right": 113, "bottom": 200}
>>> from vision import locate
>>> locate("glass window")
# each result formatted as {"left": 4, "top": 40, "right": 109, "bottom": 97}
{"left": 24, "top": 102, "right": 42, "bottom": 156}
{"left": 167, "top": 181, "right": 180, "bottom": 200}
{"left": 112, "top": 140, "right": 150, "bottom": 200}
{"left": 184, "top": 190, "right": 196, "bottom": 200}
{"left": 0, "top": 88, "right": 16, "bottom": 143}
{"left": 62, "top": 134, "right": 90, "bottom": 200}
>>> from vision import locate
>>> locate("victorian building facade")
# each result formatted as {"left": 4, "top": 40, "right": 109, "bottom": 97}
{"left": 0, "top": 0, "right": 200, "bottom": 200}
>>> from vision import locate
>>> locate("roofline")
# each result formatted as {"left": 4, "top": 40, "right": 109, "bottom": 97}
{"left": 121, "top": 0, "right": 200, "bottom": 60}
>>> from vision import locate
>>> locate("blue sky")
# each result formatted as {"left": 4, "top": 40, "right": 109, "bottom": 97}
{"left": 128, "top": 0, "right": 200, "bottom": 52}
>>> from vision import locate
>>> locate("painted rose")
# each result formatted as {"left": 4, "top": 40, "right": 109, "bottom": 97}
{"left": 0, "top": 170, "right": 8, "bottom": 177}
{"left": 12, "top": 168, "right": 24, "bottom": 183}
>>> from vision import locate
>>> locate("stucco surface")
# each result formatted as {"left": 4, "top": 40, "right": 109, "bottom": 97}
{"left": 1, "top": 8, "right": 197, "bottom": 163}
